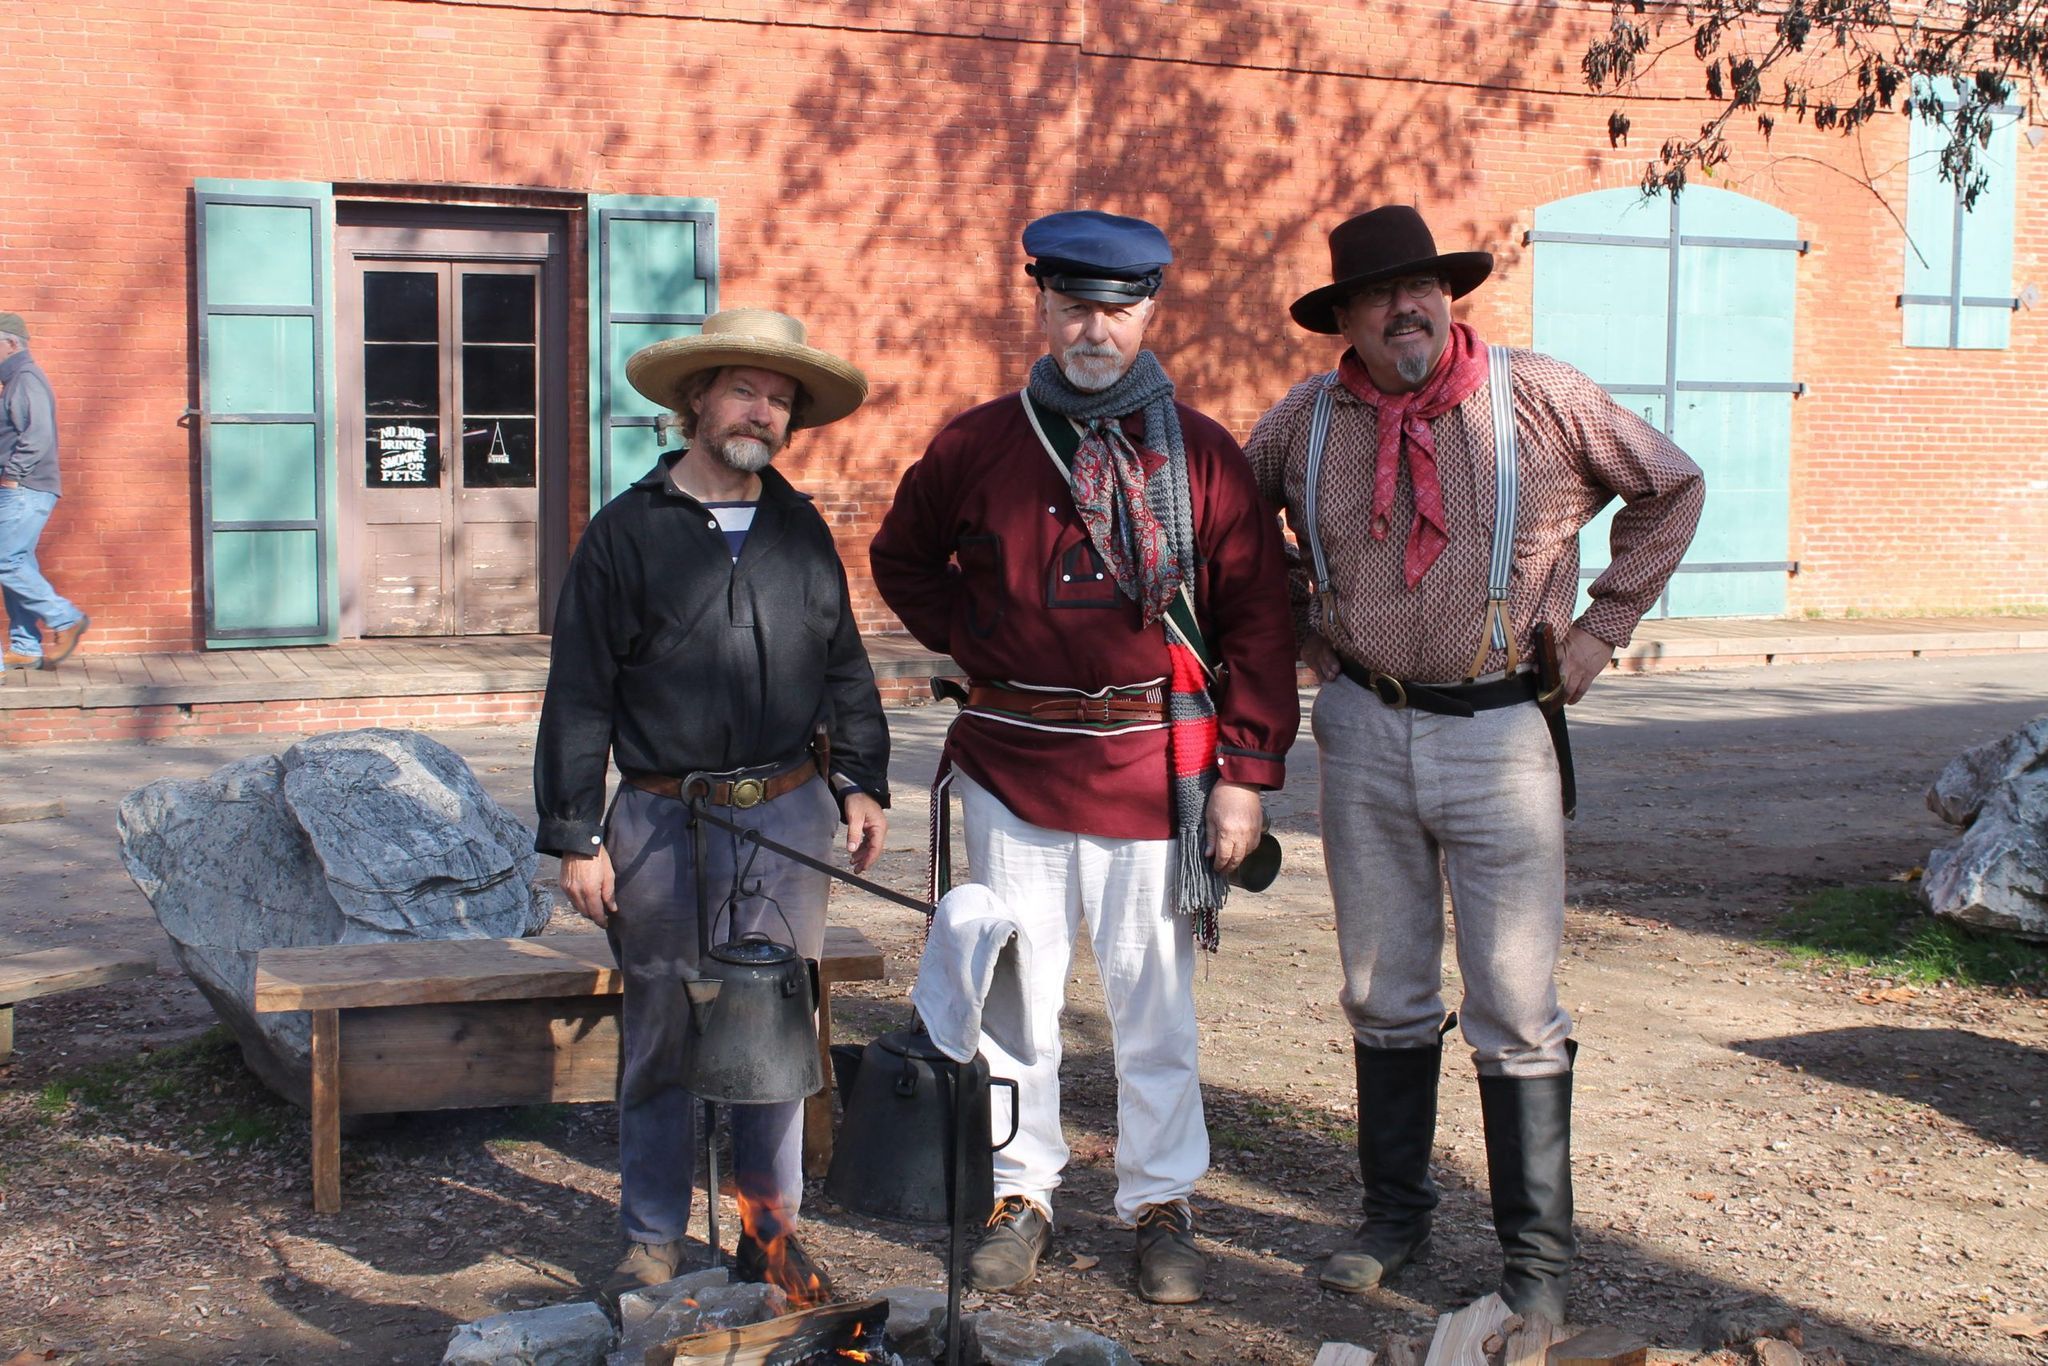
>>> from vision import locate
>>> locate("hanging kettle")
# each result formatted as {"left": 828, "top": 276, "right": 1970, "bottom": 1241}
{"left": 825, "top": 1025, "right": 1020, "bottom": 1224}
{"left": 675, "top": 933, "right": 824, "bottom": 1104}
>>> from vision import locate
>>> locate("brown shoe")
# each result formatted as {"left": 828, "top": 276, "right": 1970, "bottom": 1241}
{"left": 2, "top": 649, "right": 40, "bottom": 670}
{"left": 41, "top": 614, "right": 88, "bottom": 668}
{"left": 603, "top": 1239, "right": 688, "bottom": 1300}
{"left": 736, "top": 1229, "right": 835, "bottom": 1307}
{"left": 1134, "top": 1200, "right": 1205, "bottom": 1304}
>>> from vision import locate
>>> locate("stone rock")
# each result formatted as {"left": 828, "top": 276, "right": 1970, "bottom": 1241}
{"left": 618, "top": 1280, "right": 787, "bottom": 1366}
{"left": 878, "top": 1284, "right": 957, "bottom": 1362}
{"left": 1927, "top": 714, "right": 2048, "bottom": 827}
{"left": 280, "top": 729, "right": 545, "bottom": 938}
{"left": 442, "top": 1302, "right": 614, "bottom": 1366}
{"left": 1924, "top": 717, "right": 2048, "bottom": 942}
{"left": 969, "top": 1311, "right": 1136, "bottom": 1366}
{"left": 117, "top": 728, "right": 549, "bottom": 1103}
{"left": 616, "top": 1267, "right": 733, "bottom": 1339}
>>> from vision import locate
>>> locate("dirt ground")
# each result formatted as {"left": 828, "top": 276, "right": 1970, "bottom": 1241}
{"left": 2, "top": 654, "right": 2046, "bottom": 1366}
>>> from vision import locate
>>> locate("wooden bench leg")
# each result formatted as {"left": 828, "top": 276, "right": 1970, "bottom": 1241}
{"left": 802, "top": 981, "right": 835, "bottom": 1179}
{"left": 311, "top": 1008, "right": 341, "bottom": 1214}
{"left": 0, "top": 1004, "right": 13, "bottom": 1066}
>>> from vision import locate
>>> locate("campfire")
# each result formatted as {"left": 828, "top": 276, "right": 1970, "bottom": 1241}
{"left": 656, "top": 1297, "right": 888, "bottom": 1366}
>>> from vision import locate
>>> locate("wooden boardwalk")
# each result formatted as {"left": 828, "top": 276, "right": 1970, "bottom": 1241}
{"left": 1, "top": 616, "right": 2043, "bottom": 713}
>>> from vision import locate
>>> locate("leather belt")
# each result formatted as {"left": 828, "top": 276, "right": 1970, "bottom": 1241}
{"left": 621, "top": 756, "right": 818, "bottom": 808}
{"left": 1337, "top": 658, "right": 1538, "bottom": 718}
{"left": 965, "top": 681, "right": 1165, "bottom": 724}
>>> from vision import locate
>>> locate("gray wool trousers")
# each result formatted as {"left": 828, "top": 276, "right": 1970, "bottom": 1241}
{"left": 604, "top": 778, "right": 835, "bottom": 1246}
{"left": 1313, "top": 674, "right": 1574, "bottom": 1077}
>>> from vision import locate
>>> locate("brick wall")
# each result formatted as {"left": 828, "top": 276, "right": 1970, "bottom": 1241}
{"left": 2, "top": 0, "right": 2041, "bottom": 657}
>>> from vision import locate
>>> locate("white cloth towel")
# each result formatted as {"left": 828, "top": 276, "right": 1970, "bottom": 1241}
{"left": 910, "top": 883, "right": 1043, "bottom": 1066}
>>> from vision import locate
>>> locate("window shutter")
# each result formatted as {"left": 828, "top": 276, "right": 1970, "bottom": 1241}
{"left": 194, "top": 179, "right": 337, "bottom": 646}
{"left": 1902, "top": 83, "right": 2020, "bottom": 349}
{"left": 587, "top": 197, "right": 718, "bottom": 510}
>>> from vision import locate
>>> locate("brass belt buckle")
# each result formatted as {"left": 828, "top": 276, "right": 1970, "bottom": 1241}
{"left": 730, "top": 776, "right": 766, "bottom": 808}
{"left": 1371, "top": 672, "right": 1409, "bottom": 710}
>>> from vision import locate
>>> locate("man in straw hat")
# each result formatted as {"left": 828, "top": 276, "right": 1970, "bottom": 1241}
{"left": 871, "top": 211, "right": 1300, "bottom": 1304}
{"left": 1245, "top": 205, "right": 1703, "bottom": 1322}
{"left": 535, "top": 308, "right": 891, "bottom": 1302}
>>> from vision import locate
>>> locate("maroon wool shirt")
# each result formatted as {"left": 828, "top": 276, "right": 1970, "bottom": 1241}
{"left": 871, "top": 391, "right": 1301, "bottom": 841}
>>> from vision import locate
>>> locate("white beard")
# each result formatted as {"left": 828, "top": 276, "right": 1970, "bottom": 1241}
{"left": 1060, "top": 344, "right": 1128, "bottom": 393}
{"left": 710, "top": 434, "right": 776, "bottom": 473}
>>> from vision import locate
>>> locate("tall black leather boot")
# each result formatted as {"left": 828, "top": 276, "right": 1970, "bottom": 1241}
{"left": 1478, "top": 1061, "right": 1575, "bottom": 1323}
{"left": 1320, "top": 1042, "right": 1441, "bottom": 1293}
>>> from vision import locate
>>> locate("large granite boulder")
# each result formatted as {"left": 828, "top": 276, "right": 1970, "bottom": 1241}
{"left": 443, "top": 1302, "right": 612, "bottom": 1366}
{"left": 1924, "top": 715, "right": 2048, "bottom": 942}
{"left": 118, "top": 728, "right": 549, "bottom": 1101}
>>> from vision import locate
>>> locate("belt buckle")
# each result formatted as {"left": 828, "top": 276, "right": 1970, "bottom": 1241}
{"left": 1371, "top": 673, "right": 1409, "bottom": 710}
{"left": 1084, "top": 696, "right": 1113, "bottom": 724}
{"left": 730, "top": 776, "right": 767, "bottom": 808}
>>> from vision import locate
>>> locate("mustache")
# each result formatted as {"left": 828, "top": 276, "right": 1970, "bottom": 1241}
{"left": 1384, "top": 312, "right": 1434, "bottom": 340}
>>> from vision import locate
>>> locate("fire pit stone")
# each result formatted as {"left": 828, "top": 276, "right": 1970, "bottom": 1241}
{"left": 441, "top": 1301, "right": 614, "bottom": 1366}
{"left": 617, "top": 1267, "right": 739, "bottom": 1337}
{"left": 873, "top": 1285, "right": 964, "bottom": 1363}
{"left": 967, "top": 1311, "right": 1137, "bottom": 1366}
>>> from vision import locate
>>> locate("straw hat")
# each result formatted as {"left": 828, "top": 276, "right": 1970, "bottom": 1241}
{"left": 625, "top": 308, "right": 868, "bottom": 429}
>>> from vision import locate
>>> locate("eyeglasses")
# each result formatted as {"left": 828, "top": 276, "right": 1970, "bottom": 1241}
{"left": 1352, "top": 275, "right": 1444, "bottom": 308}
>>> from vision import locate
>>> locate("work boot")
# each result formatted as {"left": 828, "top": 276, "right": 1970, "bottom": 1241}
{"left": 966, "top": 1194, "right": 1051, "bottom": 1293}
{"left": 1479, "top": 1057, "right": 1576, "bottom": 1324}
{"left": 2, "top": 649, "right": 39, "bottom": 670}
{"left": 42, "top": 614, "right": 88, "bottom": 668}
{"left": 1320, "top": 1042, "right": 1441, "bottom": 1294}
{"left": 736, "top": 1228, "right": 836, "bottom": 1306}
{"left": 603, "top": 1239, "right": 688, "bottom": 1300}
{"left": 1134, "top": 1200, "right": 1205, "bottom": 1304}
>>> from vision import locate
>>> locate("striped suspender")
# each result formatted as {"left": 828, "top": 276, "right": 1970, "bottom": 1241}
{"left": 1301, "top": 372, "right": 1342, "bottom": 631}
{"left": 1468, "top": 343, "right": 1521, "bottom": 680}
{"left": 1303, "top": 353, "right": 1521, "bottom": 680}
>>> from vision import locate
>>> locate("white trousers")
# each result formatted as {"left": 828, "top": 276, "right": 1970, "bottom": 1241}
{"left": 955, "top": 772, "right": 1207, "bottom": 1225}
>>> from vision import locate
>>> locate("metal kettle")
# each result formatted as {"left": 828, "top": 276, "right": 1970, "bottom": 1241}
{"left": 825, "top": 1024, "right": 1020, "bottom": 1224}
{"left": 675, "top": 933, "right": 824, "bottom": 1104}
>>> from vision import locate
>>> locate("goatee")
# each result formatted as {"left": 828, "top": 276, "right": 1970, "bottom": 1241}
{"left": 1059, "top": 343, "right": 1128, "bottom": 393}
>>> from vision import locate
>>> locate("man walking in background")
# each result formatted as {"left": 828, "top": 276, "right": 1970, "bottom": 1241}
{"left": 0, "top": 313, "right": 89, "bottom": 672}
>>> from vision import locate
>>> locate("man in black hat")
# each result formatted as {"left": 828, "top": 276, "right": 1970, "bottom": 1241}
{"left": 1245, "top": 205, "right": 1704, "bottom": 1323}
{"left": 871, "top": 210, "right": 1299, "bottom": 1304}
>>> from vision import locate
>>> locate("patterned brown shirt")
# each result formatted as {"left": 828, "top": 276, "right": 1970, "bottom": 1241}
{"left": 1246, "top": 347, "right": 1705, "bottom": 683}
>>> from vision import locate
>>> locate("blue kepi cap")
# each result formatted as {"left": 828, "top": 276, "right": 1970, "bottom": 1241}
{"left": 1022, "top": 210, "right": 1172, "bottom": 303}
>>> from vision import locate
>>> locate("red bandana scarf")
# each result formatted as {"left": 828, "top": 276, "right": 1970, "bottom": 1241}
{"left": 1336, "top": 320, "right": 1490, "bottom": 588}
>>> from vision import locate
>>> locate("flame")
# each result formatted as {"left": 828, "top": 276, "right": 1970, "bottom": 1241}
{"left": 736, "top": 1190, "right": 832, "bottom": 1310}
{"left": 838, "top": 1352, "right": 872, "bottom": 1362}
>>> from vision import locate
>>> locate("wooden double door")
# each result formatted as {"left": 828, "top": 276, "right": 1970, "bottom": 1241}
{"left": 340, "top": 218, "right": 565, "bottom": 637}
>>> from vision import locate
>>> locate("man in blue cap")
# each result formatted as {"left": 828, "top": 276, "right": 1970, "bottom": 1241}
{"left": 872, "top": 211, "right": 1299, "bottom": 1303}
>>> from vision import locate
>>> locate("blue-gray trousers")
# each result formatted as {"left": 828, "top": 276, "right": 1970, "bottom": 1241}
{"left": 605, "top": 777, "right": 834, "bottom": 1247}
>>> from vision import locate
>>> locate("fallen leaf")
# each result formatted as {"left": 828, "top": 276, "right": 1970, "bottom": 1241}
{"left": 1069, "top": 1254, "right": 1100, "bottom": 1271}
{"left": 1859, "top": 986, "right": 1919, "bottom": 1004}
{"left": 1886, "top": 867, "right": 1924, "bottom": 883}
{"left": 1989, "top": 1312, "right": 2048, "bottom": 1340}
{"left": 1689, "top": 1190, "right": 1717, "bottom": 1201}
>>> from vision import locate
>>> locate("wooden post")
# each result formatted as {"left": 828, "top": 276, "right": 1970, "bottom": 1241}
{"left": 0, "top": 1004, "right": 13, "bottom": 1065}
{"left": 310, "top": 1009, "right": 341, "bottom": 1214}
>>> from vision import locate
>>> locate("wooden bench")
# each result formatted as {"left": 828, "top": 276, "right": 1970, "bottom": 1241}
{"left": 0, "top": 947, "right": 156, "bottom": 1064}
{"left": 252, "top": 927, "right": 884, "bottom": 1212}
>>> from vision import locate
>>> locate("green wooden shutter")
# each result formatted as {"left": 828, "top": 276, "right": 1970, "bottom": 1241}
{"left": 194, "top": 179, "right": 337, "bottom": 646}
{"left": 588, "top": 196, "right": 718, "bottom": 509}
{"left": 1902, "top": 83, "right": 2021, "bottom": 349}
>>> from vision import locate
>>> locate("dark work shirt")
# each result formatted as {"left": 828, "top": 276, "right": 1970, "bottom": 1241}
{"left": 533, "top": 459, "right": 890, "bottom": 857}
{"left": 0, "top": 350, "right": 60, "bottom": 495}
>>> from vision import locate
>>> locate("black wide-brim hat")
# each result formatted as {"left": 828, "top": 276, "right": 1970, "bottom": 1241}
{"left": 1288, "top": 206, "right": 1494, "bottom": 335}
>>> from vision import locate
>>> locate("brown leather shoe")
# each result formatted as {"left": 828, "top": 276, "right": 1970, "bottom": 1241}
{"left": 41, "top": 614, "right": 88, "bottom": 668}
{"left": 2, "top": 649, "right": 41, "bottom": 670}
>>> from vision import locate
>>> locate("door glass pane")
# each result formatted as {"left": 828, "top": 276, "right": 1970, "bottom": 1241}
{"left": 463, "top": 274, "right": 536, "bottom": 343}
{"left": 464, "top": 417, "right": 537, "bottom": 488}
{"left": 461, "top": 270, "right": 538, "bottom": 490}
{"left": 363, "top": 270, "right": 442, "bottom": 488}
{"left": 366, "top": 271, "right": 439, "bottom": 342}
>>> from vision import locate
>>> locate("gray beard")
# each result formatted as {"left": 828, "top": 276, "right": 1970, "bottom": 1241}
{"left": 1060, "top": 345, "right": 1128, "bottom": 393}
{"left": 1394, "top": 348, "right": 1433, "bottom": 387}
{"left": 710, "top": 434, "right": 776, "bottom": 473}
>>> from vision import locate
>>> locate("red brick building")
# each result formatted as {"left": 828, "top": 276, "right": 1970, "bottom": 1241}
{"left": 4, "top": 0, "right": 2042, "bottom": 658}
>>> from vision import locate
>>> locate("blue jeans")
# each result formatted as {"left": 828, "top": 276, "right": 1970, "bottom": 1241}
{"left": 0, "top": 485, "right": 82, "bottom": 659}
{"left": 603, "top": 777, "right": 835, "bottom": 1247}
